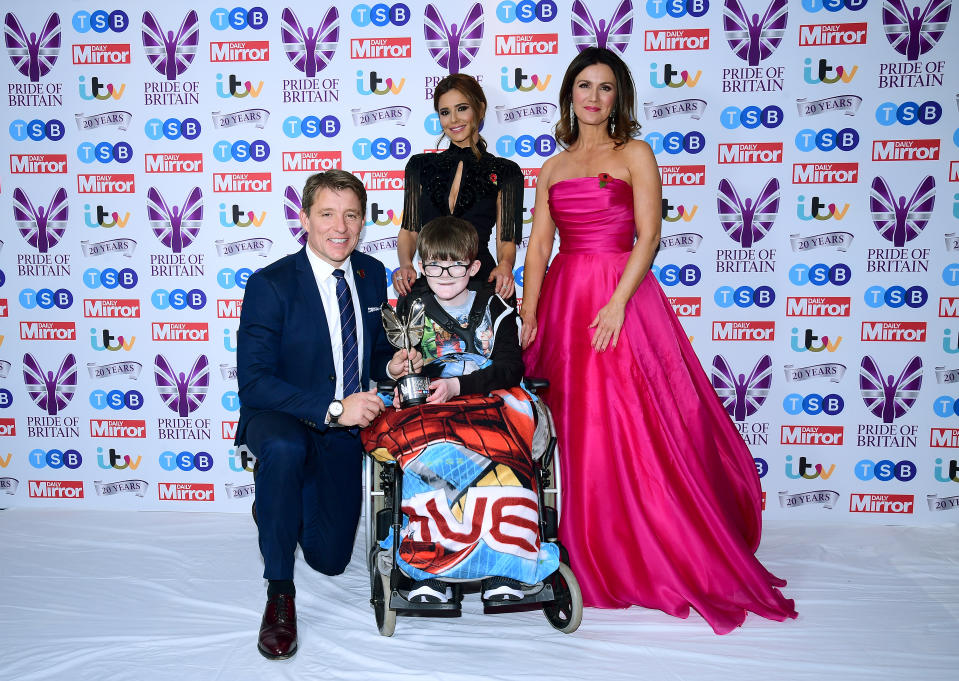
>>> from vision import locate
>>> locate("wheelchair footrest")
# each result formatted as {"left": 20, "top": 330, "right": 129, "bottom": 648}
{"left": 482, "top": 583, "right": 555, "bottom": 608}
{"left": 388, "top": 591, "right": 462, "bottom": 613}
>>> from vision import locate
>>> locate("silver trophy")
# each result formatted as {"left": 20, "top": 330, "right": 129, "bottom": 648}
{"left": 381, "top": 298, "right": 431, "bottom": 407}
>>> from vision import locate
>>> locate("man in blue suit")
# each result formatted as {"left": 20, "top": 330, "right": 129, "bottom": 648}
{"left": 236, "top": 170, "right": 420, "bottom": 659}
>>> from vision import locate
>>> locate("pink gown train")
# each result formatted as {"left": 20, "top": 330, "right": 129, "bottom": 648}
{"left": 523, "top": 176, "right": 797, "bottom": 634}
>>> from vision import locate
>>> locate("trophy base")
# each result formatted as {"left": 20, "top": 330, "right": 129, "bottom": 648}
{"left": 397, "top": 374, "right": 431, "bottom": 408}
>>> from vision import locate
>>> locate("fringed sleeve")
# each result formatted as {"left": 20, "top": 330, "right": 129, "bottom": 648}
{"left": 496, "top": 159, "right": 524, "bottom": 244}
{"left": 400, "top": 154, "right": 425, "bottom": 233}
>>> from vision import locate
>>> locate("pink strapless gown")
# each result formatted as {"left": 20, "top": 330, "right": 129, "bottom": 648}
{"left": 524, "top": 176, "right": 797, "bottom": 634}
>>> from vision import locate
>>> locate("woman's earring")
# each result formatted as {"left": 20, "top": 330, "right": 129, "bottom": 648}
{"left": 570, "top": 108, "right": 576, "bottom": 128}
{"left": 609, "top": 114, "right": 616, "bottom": 135}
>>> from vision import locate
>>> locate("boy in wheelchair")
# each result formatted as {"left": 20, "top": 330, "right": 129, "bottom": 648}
{"left": 362, "top": 216, "right": 560, "bottom": 604}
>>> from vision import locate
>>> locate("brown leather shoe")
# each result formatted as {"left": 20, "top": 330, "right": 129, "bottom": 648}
{"left": 257, "top": 593, "right": 297, "bottom": 660}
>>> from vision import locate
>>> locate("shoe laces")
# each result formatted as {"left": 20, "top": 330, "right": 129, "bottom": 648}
{"left": 274, "top": 594, "right": 293, "bottom": 623}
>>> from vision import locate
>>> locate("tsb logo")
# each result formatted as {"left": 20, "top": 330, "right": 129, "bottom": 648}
{"left": 719, "top": 105, "right": 782, "bottom": 129}
{"left": 352, "top": 137, "right": 409, "bottom": 160}
{"left": 83, "top": 268, "right": 138, "bottom": 289}
{"left": 282, "top": 115, "right": 340, "bottom": 138}
{"left": 783, "top": 393, "right": 844, "bottom": 415}
{"left": 496, "top": 0, "right": 558, "bottom": 22}
{"left": 651, "top": 263, "right": 701, "bottom": 286}
{"left": 159, "top": 451, "right": 214, "bottom": 471}
{"left": 495, "top": 135, "right": 556, "bottom": 158}
{"left": 90, "top": 390, "right": 143, "bottom": 410}
{"left": 209, "top": 7, "right": 269, "bottom": 30}
{"left": 863, "top": 285, "right": 927, "bottom": 309}
{"left": 72, "top": 10, "right": 130, "bottom": 32}
{"left": 350, "top": 3, "right": 411, "bottom": 26}
{"left": 875, "top": 101, "right": 941, "bottom": 126}
{"left": 854, "top": 459, "right": 916, "bottom": 482}
{"left": 77, "top": 141, "right": 133, "bottom": 163}
{"left": 795, "top": 128, "right": 859, "bottom": 152}
{"left": 9, "top": 119, "right": 65, "bottom": 141}
{"left": 29, "top": 449, "right": 82, "bottom": 469}
{"left": 144, "top": 118, "right": 202, "bottom": 140}
{"left": 714, "top": 285, "right": 774, "bottom": 308}
{"left": 788, "top": 263, "right": 851, "bottom": 286}
{"left": 645, "top": 131, "right": 706, "bottom": 155}
{"left": 19, "top": 289, "right": 73, "bottom": 310}
{"left": 212, "top": 140, "right": 270, "bottom": 162}
{"left": 646, "top": 0, "right": 709, "bottom": 17}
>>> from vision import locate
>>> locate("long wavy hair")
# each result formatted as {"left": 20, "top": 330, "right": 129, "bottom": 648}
{"left": 433, "top": 73, "right": 488, "bottom": 159}
{"left": 554, "top": 47, "right": 640, "bottom": 150}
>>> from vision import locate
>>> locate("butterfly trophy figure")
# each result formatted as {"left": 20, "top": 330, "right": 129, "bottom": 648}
{"left": 147, "top": 187, "right": 203, "bottom": 254}
{"left": 570, "top": 0, "right": 634, "bottom": 54}
{"left": 155, "top": 354, "right": 209, "bottom": 417}
{"left": 13, "top": 187, "right": 68, "bottom": 254}
{"left": 23, "top": 353, "right": 76, "bottom": 416}
{"left": 882, "top": 0, "right": 952, "bottom": 60}
{"left": 4, "top": 12, "right": 60, "bottom": 82}
{"left": 141, "top": 11, "right": 198, "bottom": 81}
{"left": 869, "top": 175, "right": 935, "bottom": 247}
{"left": 860, "top": 356, "right": 922, "bottom": 424}
{"left": 711, "top": 355, "right": 773, "bottom": 423}
{"left": 280, "top": 7, "right": 339, "bottom": 78}
{"left": 717, "top": 178, "right": 779, "bottom": 249}
{"left": 723, "top": 0, "right": 788, "bottom": 66}
{"left": 283, "top": 185, "right": 307, "bottom": 246}
{"left": 423, "top": 3, "right": 484, "bottom": 73}
{"left": 381, "top": 299, "right": 431, "bottom": 407}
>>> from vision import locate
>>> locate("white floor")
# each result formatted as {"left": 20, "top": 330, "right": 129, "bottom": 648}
{"left": 1, "top": 509, "right": 956, "bottom": 681}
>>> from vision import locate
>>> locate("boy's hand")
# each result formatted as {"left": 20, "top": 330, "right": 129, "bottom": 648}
{"left": 426, "top": 377, "right": 460, "bottom": 404}
{"left": 388, "top": 348, "right": 423, "bottom": 378}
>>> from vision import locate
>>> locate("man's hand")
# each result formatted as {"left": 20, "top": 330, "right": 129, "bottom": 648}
{"left": 387, "top": 348, "right": 423, "bottom": 378}
{"left": 338, "top": 389, "right": 385, "bottom": 428}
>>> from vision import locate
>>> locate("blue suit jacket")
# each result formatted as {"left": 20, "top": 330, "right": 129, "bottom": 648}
{"left": 235, "top": 246, "right": 394, "bottom": 445}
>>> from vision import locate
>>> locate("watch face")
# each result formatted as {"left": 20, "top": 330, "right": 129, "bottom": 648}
{"left": 329, "top": 401, "right": 343, "bottom": 417}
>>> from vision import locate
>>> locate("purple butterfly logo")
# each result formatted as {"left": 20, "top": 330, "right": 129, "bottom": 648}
{"left": 571, "top": 0, "right": 634, "bottom": 55}
{"left": 23, "top": 353, "right": 76, "bottom": 416}
{"left": 154, "top": 354, "right": 209, "bottom": 417}
{"left": 283, "top": 185, "right": 307, "bottom": 246}
{"left": 147, "top": 187, "right": 202, "bottom": 253}
{"left": 141, "top": 10, "right": 199, "bottom": 81}
{"left": 717, "top": 178, "right": 780, "bottom": 248}
{"left": 280, "top": 7, "right": 339, "bottom": 77}
{"left": 711, "top": 354, "right": 773, "bottom": 422}
{"left": 723, "top": 0, "right": 788, "bottom": 66}
{"left": 869, "top": 175, "right": 934, "bottom": 247}
{"left": 13, "top": 187, "right": 68, "bottom": 253}
{"left": 423, "top": 3, "right": 484, "bottom": 73}
{"left": 4, "top": 12, "right": 60, "bottom": 82}
{"left": 860, "top": 355, "right": 922, "bottom": 423}
{"left": 882, "top": 0, "right": 951, "bottom": 60}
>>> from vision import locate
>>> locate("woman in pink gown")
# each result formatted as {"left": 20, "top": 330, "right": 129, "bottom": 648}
{"left": 520, "top": 48, "right": 797, "bottom": 634}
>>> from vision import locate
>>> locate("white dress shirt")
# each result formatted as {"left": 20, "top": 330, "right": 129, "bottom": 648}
{"left": 304, "top": 246, "right": 365, "bottom": 399}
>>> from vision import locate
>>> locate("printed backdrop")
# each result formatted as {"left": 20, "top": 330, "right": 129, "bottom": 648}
{"left": 0, "top": 0, "right": 956, "bottom": 521}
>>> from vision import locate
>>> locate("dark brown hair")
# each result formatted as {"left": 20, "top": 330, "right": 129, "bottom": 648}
{"left": 301, "top": 170, "right": 367, "bottom": 216}
{"left": 554, "top": 47, "right": 640, "bottom": 150}
{"left": 418, "top": 216, "right": 479, "bottom": 263}
{"left": 433, "top": 73, "right": 487, "bottom": 159}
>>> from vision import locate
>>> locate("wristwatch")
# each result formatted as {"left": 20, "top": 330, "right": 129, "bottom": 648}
{"left": 328, "top": 400, "right": 344, "bottom": 425}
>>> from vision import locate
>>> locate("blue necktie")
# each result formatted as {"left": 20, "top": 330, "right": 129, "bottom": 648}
{"left": 332, "top": 269, "right": 360, "bottom": 396}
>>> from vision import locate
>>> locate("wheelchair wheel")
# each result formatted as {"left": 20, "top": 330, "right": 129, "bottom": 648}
{"left": 372, "top": 562, "right": 396, "bottom": 637}
{"left": 543, "top": 562, "right": 582, "bottom": 634}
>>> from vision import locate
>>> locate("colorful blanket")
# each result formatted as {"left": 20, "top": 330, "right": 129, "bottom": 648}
{"left": 362, "top": 379, "right": 559, "bottom": 585}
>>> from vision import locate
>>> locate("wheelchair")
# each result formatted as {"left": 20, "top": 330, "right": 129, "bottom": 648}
{"left": 363, "top": 378, "right": 583, "bottom": 636}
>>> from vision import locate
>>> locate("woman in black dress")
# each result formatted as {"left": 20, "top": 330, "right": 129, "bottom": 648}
{"left": 393, "top": 74, "right": 524, "bottom": 299}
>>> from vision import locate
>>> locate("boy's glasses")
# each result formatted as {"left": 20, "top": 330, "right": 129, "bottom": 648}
{"left": 423, "top": 263, "right": 469, "bottom": 278}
